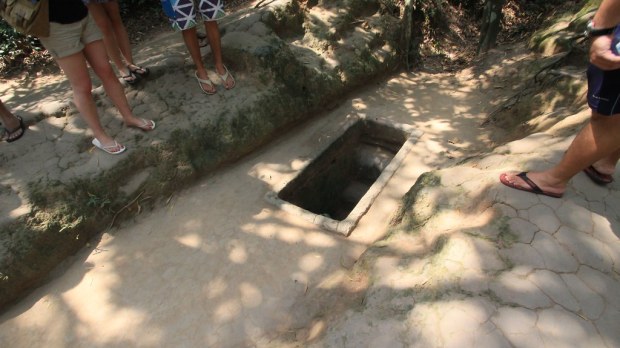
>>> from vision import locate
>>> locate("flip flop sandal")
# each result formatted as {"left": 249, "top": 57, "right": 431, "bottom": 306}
{"left": 92, "top": 138, "right": 126, "bottom": 155}
{"left": 121, "top": 72, "right": 138, "bottom": 85}
{"left": 499, "top": 172, "right": 563, "bottom": 198}
{"left": 128, "top": 64, "right": 150, "bottom": 77}
{"left": 4, "top": 115, "right": 26, "bottom": 143}
{"left": 129, "top": 119, "right": 156, "bottom": 131}
{"left": 583, "top": 165, "right": 614, "bottom": 185}
{"left": 217, "top": 65, "right": 235, "bottom": 90}
{"left": 195, "top": 71, "right": 216, "bottom": 95}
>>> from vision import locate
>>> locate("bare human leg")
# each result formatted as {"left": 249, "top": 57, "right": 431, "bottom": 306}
{"left": 182, "top": 27, "right": 216, "bottom": 94}
{"left": 82, "top": 40, "right": 155, "bottom": 131}
{"left": 0, "top": 100, "right": 18, "bottom": 130}
{"left": 204, "top": 20, "right": 234, "bottom": 89}
{"left": 501, "top": 111, "right": 620, "bottom": 195}
{"left": 103, "top": 1, "right": 133, "bottom": 65}
{"left": 54, "top": 50, "right": 121, "bottom": 149}
{"left": 102, "top": 1, "right": 147, "bottom": 77}
{"left": 86, "top": 2, "right": 135, "bottom": 83}
{"left": 0, "top": 99, "right": 24, "bottom": 142}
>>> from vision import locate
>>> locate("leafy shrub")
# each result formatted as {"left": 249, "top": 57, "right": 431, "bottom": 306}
{"left": 117, "top": 0, "right": 163, "bottom": 16}
{"left": 0, "top": 20, "right": 50, "bottom": 76}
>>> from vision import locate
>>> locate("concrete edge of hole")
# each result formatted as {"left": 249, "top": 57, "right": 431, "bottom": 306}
{"left": 264, "top": 115, "right": 424, "bottom": 237}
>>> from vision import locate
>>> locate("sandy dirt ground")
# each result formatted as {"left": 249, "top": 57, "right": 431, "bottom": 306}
{"left": 0, "top": 58, "right": 515, "bottom": 346}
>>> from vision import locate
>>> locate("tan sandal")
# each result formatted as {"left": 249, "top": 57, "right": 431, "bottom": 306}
{"left": 217, "top": 65, "right": 235, "bottom": 90}
{"left": 195, "top": 71, "right": 216, "bottom": 95}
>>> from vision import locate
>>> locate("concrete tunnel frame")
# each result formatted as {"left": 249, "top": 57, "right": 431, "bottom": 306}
{"left": 265, "top": 114, "right": 423, "bottom": 236}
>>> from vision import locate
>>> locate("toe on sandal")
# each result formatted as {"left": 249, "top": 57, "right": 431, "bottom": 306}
{"left": 130, "top": 119, "right": 156, "bottom": 131}
{"left": 4, "top": 115, "right": 26, "bottom": 143}
{"left": 128, "top": 64, "right": 149, "bottom": 77}
{"left": 195, "top": 71, "right": 216, "bottom": 95}
{"left": 92, "top": 138, "right": 126, "bottom": 155}
{"left": 121, "top": 72, "right": 138, "bottom": 85}
{"left": 499, "top": 172, "right": 563, "bottom": 198}
{"left": 217, "top": 65, "right": 235, "bottom": 90}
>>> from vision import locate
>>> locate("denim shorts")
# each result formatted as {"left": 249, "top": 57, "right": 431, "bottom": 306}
{"left": 38, "top": 14, "right": 102, "bottom": 59}
{"left": 587, "top": 64, "right": 620, "bottom": 116}
{"left": 160, "top": 0, "right": 225, "bottom": 31}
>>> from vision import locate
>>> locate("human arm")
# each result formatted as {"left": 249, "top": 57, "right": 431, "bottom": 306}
{"left": 590, "top": 0, "right": 620, "bottom": 70}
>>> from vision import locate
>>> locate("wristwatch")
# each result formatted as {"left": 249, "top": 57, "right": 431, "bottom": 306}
{"left": 585, "top": 20, "right": 615, "bottom": 38}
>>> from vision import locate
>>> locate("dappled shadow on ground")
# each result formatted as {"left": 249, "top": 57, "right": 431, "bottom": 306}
{"left": 1, "top": 67, "right": 616, "bottom": 348}
{"left": 1, "top": 1, "right": 612, "bottom": 345}
{"left": 0, "top": 115, "right": 371, "bottom": 346}
{"left": 1, "top": 47, "right": 592, "bottom": 345}
{"left": 0, "top": 0, "right": 427, "bottom": 311}
{"left": 295, "top": 165, "right": 620, "bottom": 347}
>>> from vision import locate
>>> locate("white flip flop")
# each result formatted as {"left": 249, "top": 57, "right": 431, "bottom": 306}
{"left": 92, "top": 138, "right": 126, "bottom": 155}
{"left": 129, "top": 119, "right": 156, "bottom": 131}
{"left": 217, "top": 65, "right": 235, "bottom": 90}
{"left": 195, "top": 71, "right": 216, "bottom": 95}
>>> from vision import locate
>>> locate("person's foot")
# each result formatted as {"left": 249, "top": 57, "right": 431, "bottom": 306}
{"left": 127, "top": 64, "right": 150, "bottom": 78}
{"left": 120, "top": 70, "right": 138, "bottom": 85}
{"left": 591, "top": 162, "right": 615, "bottom": 176}
{"left": 126, "top": 118, "right": 156, "bottom": 131}
{"left": 583, "top": 164, "right": 614, "bottom": 185}
{"left": 3, "top": 113, "right": 20, "bottom": 130}
{"left": 499, "top": 171, "right": 565, "bottom": 198}
{"left": 2, "top": 115, "right": 26, "bottom": 143}
{"left": 92, "top": 138, "right": 126, "bottom": 155}
{"left": 195, "top": 71, "right": 216, "bottom": 95}
{"left": 216, "top": 65, "right": 235, "bottom": 90}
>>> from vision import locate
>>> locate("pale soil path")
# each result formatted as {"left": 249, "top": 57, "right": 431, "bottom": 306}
{"left": 3, "top": 45, "right": 617, "bottom": 348}
{"left": 0, "top": 63, "right": 504, "bottom": 346}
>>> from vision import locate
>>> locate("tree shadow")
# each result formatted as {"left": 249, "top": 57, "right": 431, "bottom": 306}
{"left": 1, "top": 1, "right": 617, "bottom": 346}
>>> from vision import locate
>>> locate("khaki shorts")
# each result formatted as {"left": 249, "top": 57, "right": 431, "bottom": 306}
{"left": 39, "top": 14, "right": 102, "bottom": 59}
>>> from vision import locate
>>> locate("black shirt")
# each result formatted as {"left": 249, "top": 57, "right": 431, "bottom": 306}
{"left": 49, "top": 0, "right": 88, "bottom": 24}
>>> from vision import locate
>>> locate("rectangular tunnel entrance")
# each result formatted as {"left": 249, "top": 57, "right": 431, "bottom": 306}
{"left": 266, "top": 116, "right": 421, "bottom": 235}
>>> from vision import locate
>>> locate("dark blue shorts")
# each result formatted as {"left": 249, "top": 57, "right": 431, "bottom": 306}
{"left": 587, "top": 64, "right": 620, "bottom": 116}
{"left": 160, "top": 0, "right": 225, "bottom": 31}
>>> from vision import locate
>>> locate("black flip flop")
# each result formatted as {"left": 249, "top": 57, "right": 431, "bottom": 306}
{"left": 128, "top": 64, "right": 150, "bottom": 78}
{"left": 499, "top": 172, "right": 563, "bottom": 198}
{"left": 4, "top": 115, "right": 26, "bottom": 143}
{"left": 583, "top": 165, "right": 614, "bottom": 185}
{"left": 121, "top": 72, "right": 138, "bottom": 85}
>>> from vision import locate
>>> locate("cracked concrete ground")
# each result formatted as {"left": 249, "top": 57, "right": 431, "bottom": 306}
{"left": 0, "top": 24, "right": 619, "bottom": 348}
{"left": 316, "top": 110, "right": 620, "bottom": 347}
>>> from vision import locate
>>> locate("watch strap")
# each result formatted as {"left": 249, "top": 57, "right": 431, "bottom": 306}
{"left": 586, "top": 20, "right": 616, "bottom": 37}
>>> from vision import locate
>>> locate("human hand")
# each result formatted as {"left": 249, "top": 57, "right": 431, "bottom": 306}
{"left": 590, "top": 34, "right": 620, "bottom": 70}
